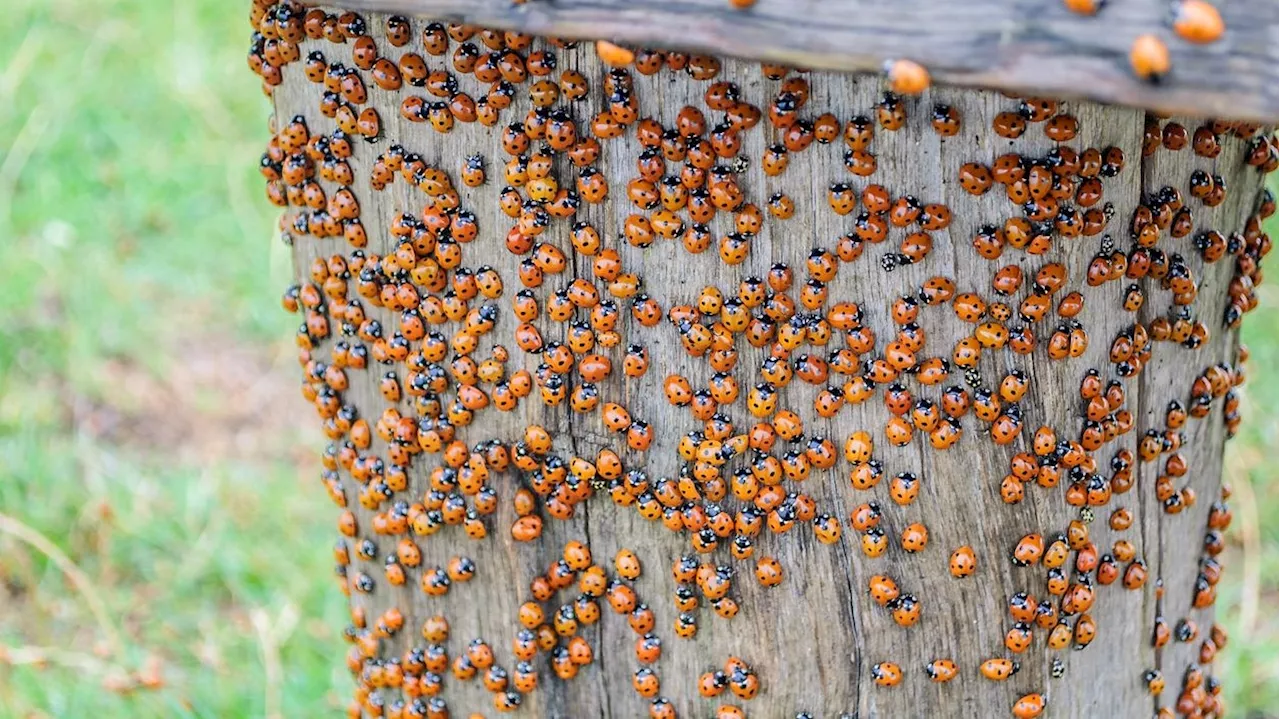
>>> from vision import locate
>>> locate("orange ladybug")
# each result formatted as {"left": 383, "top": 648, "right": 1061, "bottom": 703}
{"left": 1063, "top": 0, "right": 1105, "bottom": 14}
{"left": 926, "top": 658, "right": 958, "bottom": 682}
{"left": 884, "top": 59, "right": 930, "bottom": 95}
{"left": 1012, "top": 693, "right": 1046, "bottom": 718}
{"left": 1130, "top": 34, "right": 1170, "bottom": 82}
{"left": 900, "top": 523, "right": 929, "bottom": 553}
{"left": 890, "top": 594, "right": 921, "bottom": 627}
{"left": 868, "top": 574, "right": 901, "bottom": 606}
{"left": 595, "top": 40, "right": 634, "bottom": 67}
{"left": 755, "top": 556, "right": 784, "bottom": 587}
{"left": 1012, "top": 533, "right": 1045, "bottom": 566}
{"left": 1173, "top": 0, "right": 1224, "bottom": 44}
{"left": 980, "top": 657, "right": 1019, "bottom": 681}
{"left": 949, "top": 546, "right": 977, "bottom": 577}
{"left": 872, "top": 661, "right": 903, "bottom": 687}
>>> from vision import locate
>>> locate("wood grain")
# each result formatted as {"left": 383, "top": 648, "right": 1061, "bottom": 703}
{"left": 269, "top": 9, "right": 1270, "bottom": 716}
{"left": 301, "top": 0, "right": 1279, "bottom": 122}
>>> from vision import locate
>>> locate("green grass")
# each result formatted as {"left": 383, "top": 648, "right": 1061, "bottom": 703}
{"left": 0, "top": 0, "right": 345, "bottom": 716}
{"left": 0, "top": 0, "right": 1274, "bottom": 717}
{"left": 1219, "top": 241, "right": 1279, "bottom": 717}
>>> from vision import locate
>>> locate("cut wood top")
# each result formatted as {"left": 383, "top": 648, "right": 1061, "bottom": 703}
{"left": 310, "top": 0, "right": 1278, "bottom": 122}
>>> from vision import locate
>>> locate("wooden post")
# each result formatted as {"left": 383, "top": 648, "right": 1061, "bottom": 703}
{"left": 252, "top": 2, "right": 1276, "bottom": 716}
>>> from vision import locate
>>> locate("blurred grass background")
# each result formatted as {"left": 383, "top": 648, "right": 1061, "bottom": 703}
{"left": 0, "top": 0, "right": 344, "bottom": 716}
{"left": 0, "top": 0, "right": 1273, "bottom": 717}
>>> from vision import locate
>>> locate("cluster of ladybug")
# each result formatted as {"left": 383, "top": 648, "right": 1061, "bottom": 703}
{"left": 248, "top": 0, "right": 1275, "bottom": 717}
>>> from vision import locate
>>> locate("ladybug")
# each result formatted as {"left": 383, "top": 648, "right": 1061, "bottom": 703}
{"left": 511, "top": 515, "right": 543, "bottom": 542}
{"left": 513, "top": 660, "right": 539, "bottom": 693}
{"left": 868, "top": 574, "right": 901, "bottom": 606}
{"left": 900, "top": 523, "right": 929, "bottom": 553}
{"left": 1130, "top": 34, "right": 1170, "bottom": 82}
{"left": 844, "top": 148, "right": 878, "bottom": 177}
{"left": 1074, "top": 613, "right": 1097, "bottom": 648}
{"left": 931, "top": 104, "right": 961, "bottom": 136}
{"left": 446, "top": 556, "right": 476, "bottom": 582}
{"left": 1156, "top": 123, "right": 1190, "bottom": 154}
{"left": 890, "top": 594, "right": 921, "bottom": 626}
{"left": 980, "top": 657, "right": 1019, "bottom": 681}
{"left": 876, "top": 92, "right": 906, "bottom": 131}
{"left": 988, "top": 404, "right": 1018, "bottom": 442}
{"left": 916, "top": 204, "right": 952, "bottom": 233}
{"left": 998, "top": 371, "right": 1030, "bottom": 403}
{"left": 1143, "top": 669, "right": 1165, "bottom": 696}
{"left": 1045, "top": 536, "right": 1074, "bottom": 570}
{"left": 927, "top": 417, "right": 962, "bottom": 450}
{"left": 1210, "top": 623, "right": 1229, "bottom": 648}
{"left": 1044, "top": 113, "right": 1079, "bottom": 142}
{"left": 952, "top": 293, "right": 987, "bottom": 323}
{"left": 633, "top": 667, "right": 660, "bottom": 697}
{"left": 757, "top": 142, "right": 788, "bottom": 176}
{"left": 872, "top": 661, "right": 903, "bottom": 687}
{"left": 768, "top": 192, "right": 796, "bottom": 219}
{"left": 755, "top": 556, "right": 784, "bottom": 587}
{"left": 698, "top": 671, "right": 728, "bottom": 698}
{"left": 595, "top": 40, "right": 634, "bottom": 66}
{"left": 883, "top": 382, "right": 914, "bottom": 415}
{"left": 884, "top": 59, "right": 930, "bottom": 95}
{"left": 1123, "top": 560, "right": 1149, "bottom": 590}
{"left": 1035, "top": 600, "right": 1060, "bottom": 630}
{"left": 911, "top": 399, "right": 940, "bottom": 432}
{"left": 887, "top": 195, "right": 922, "bottom": 228}
{"left": 727, "top": 664, "right": 760, "bottom": 700}
{"left": 813, "top": 112, "right": 841, "bottom": 143}
{"left": 828, "top": 183, "right": 857, "bottom": 215}
{"left": 813, "top": 514, "right": 843, "bottom": 544}
{"left": 958, "top": 162, "right": 994, "bottom": 196}
{"left": 1063, "top": 0, "right": 1104, "bottom": 14}
{"left": 884, "top": 415, "right": 913, "bottom": 446}
{"left": 842, "top": 114, "right": 874, "bottom": 151}
{"left": 1012, "top": 533, "right": 1045, "bottom": 566}
{"left": 769, "top": 90, "right": 801, "bottom": 128}
{"left": 1012, "top": 693, "right": 1046, "bottom": 718}
{"left": 993, "top": 111, "right": 1026, "bottom": 139}
{"left": 862, "top": 527, "right": 889, "bottom": 557}
{"left": 926, "top": 658, "right": 958, "bottom": 682}
{"left": 847, "top": 503, "right": 882, "bottom": 533}
{"left": 885, "top": 471, "right": 918, "bottom": 505}
{"left": 712, "top": 596, "right": 740, "bottom": 619}
{"left": 1173, "top": 0, "right": 1224, "bottom": 44}
{"left": 949, "top": 546, "right": 977, "bottom": 577}
{"left": 1151, "top": 616, "right": 1171, "bottom": 648}
{"left": 1005, "top": 622, "right": 1034, "bottom": 653}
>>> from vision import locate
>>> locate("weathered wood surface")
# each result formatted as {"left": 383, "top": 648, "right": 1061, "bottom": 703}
{"left": 301, "top": 0, "right": 1279, "bottom": 122}
{"left": 266, "top": 7, "right": 1271, "bottom": 717}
